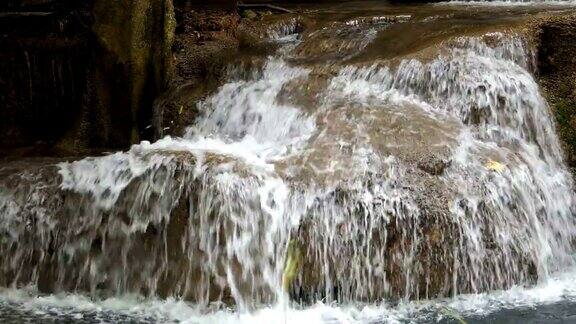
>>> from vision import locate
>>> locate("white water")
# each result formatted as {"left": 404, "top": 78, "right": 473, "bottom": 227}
{"left": 2, "top": 269, "right": 576, "bottom": 323}
{"left": 1, "top": 11, "right": 576, "bottom": 324}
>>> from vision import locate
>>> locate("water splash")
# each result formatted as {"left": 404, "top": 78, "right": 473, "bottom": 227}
{"left": 322, "top": 33, "right": 576, "bottom": 297}
{"left": 186, "top": 58, "right": 315, "bottom": 160}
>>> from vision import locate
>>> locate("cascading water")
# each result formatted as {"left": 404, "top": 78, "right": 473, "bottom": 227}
{"left": 2, "top": 4, "right": 576, "bottom": 323}
{"left": 322, "top": 33, "right": 576, "bottom": 298}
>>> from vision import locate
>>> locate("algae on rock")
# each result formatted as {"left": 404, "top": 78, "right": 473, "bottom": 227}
{"left": 90, "top": 0, "right": 176, "bottom": 146}
{"left": 535, "top": 15, "right": 576, "bottom": 171}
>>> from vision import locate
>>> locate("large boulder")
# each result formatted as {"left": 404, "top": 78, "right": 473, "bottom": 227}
{"left": 81, "top": 0, "right": 176, "bottom": 147}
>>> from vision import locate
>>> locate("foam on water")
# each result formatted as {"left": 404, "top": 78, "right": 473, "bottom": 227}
{"left": 2, "top": 269, "right": 576, "bottom": 323}
{"left": 58, "top": 136, "right": 282, "bottom": 210}
{"left": 186, "top": 58, "right": 315, "bottom": 159}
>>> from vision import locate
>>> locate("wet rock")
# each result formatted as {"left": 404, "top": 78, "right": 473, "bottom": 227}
{"left": 0, "top": 151, "right": 276, "bottom": 304}
{"left": 154, "top": 11, "right": 312, "bottom": 139}
{"left": 88, "top": 0, "right": 176, "bottom": 146}
{"left": 0, "top": 1, "right": 92, "bottom": 154}
{"left": 153, "top": 9, "right": 241, "bottom": 139}
{"left": 293, "top": 16, "right": 405, "bottom": 62}
{"left": 533, "top": 14, "right": 576, "bottom": 172}
{"left": 3, "top": 6, "right": 573, "bottom": 309}
{"left": 417, "top": 156, "right": 451, "bottom": 176}
{"left": 242, "top": 10, "right": 258, "bottom": 20}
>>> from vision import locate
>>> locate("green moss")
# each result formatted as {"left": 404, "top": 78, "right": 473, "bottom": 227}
{"left": 439, "top": 307, "right": 467, "bottom": 324}
{"left": 282, "top": 240, "right": 303, "bottom": 292}
{"left": 535, "top": 15, "right": 576, "bottom": 172}
{"left": 92, "top": 0, "right": 175, "bottom": 145}
{"left": 554, "top": 98, "right": 576, "bottom": 166}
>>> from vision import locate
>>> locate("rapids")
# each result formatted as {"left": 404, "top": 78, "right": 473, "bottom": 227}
{"left": 2, "top": 1, "right": 576, "bottom": 323}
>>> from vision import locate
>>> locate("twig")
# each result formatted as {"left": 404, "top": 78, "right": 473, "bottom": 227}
{"left": 238, "top": 3, "right": 293, "bottom": 14}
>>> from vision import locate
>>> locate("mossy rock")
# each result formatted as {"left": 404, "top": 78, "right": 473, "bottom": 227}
{"left": 242, "top": 10, "right": 258, "bottom": 20}
{"left": 86, "top": 0, "right": 176, "bottom": 147}
{"left": 535, "top": 14, "right": 576, "bottom": 171}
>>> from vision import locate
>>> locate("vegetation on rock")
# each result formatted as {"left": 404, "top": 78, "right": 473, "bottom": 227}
{"left": 91, "top": 0, "right": 175, "bottom": 146}
{"left": 535, "top": 15, "right": 576, "bottom": 172}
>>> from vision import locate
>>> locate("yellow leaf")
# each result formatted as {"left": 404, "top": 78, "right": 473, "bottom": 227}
{"left": 485, "top": 160, "right": 505, "bottom": 172}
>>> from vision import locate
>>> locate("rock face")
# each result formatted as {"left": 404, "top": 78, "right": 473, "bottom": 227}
{"left": 152, "top": 8, "right": 304, "bottom": 139}
{"left": 0, "top": 0, "right": 176, "bottom": 155}
{"left": 535, "top": 15, "right": 576, "bottom": 172}
{"left": 153, "top": 9, "right": 241, "bottom": 139}
{"left": 87, "top": 0, "right": 175, "bottom": 146}
{"left": 3, "top": 17, "right": 576, "bottom": 307}
{"left": 0, "top": 151, "right": 282, "bottom": 306}
{"left": 0, "top": 0, "right": 92, "bottom": 155}
{"left": 0, "top": 0, "right": 290, "bottom": 155}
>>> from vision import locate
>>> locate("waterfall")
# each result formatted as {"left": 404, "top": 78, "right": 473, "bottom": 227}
{"left": 1, "top": 11, "right": 576, "bottom": 322}
{"left": 321, "top": 33, "right": 575, "bottom": 299}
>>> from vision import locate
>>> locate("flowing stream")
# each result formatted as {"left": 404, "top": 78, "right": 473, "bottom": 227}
{"left": 2, "top": 1, "right": 576, "bottom": 323}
